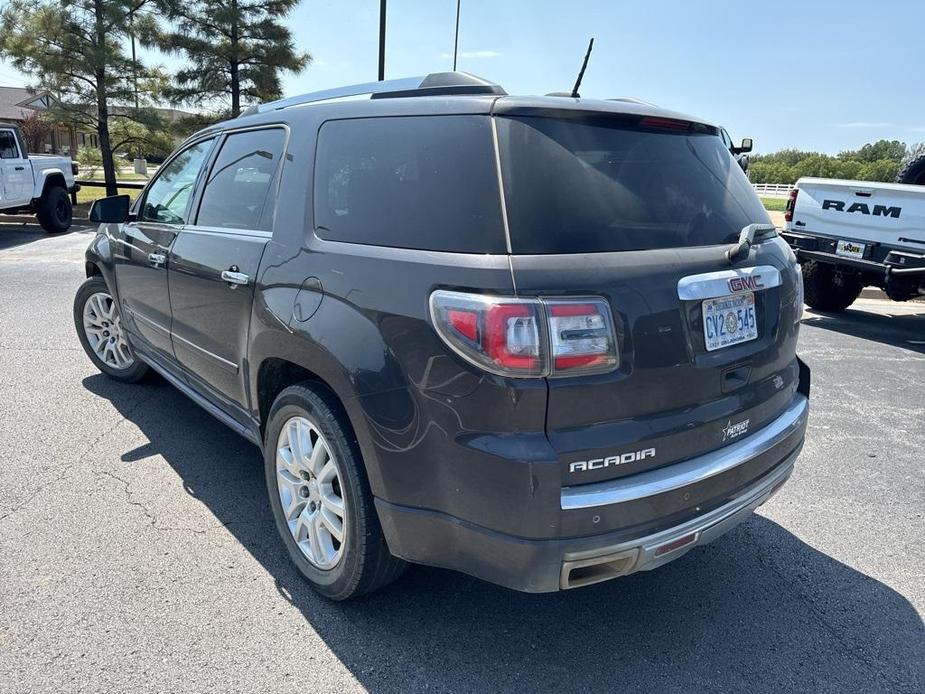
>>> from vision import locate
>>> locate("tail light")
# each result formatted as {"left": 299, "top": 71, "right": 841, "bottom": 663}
{"left": 71, "top": 162, "right": 79, "bottom": 176}
{"left": 430, "top": 291, "right": 618, "bottom": 378}
{"left": 784, "top": 187, "right": 798, "bottom": 223}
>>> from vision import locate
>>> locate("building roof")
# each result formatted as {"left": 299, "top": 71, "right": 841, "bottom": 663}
{"left": 0, "top": 86, "right": 53, "bottom": 121}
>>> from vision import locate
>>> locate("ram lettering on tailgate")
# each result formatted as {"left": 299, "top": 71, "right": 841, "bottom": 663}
{"left": 822, "top": 200, "right": 902, "bottom": 218}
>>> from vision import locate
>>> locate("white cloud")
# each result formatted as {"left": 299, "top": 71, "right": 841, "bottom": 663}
{"left": 831, "top": 122, "right": 892, "bottom": 128}
{"left": 439, "top": 50, "right": 501, "bottom": 60}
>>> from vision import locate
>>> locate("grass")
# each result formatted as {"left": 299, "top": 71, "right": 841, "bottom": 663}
{"left": 761, "top": 197, "right": 788, "bottom": 212}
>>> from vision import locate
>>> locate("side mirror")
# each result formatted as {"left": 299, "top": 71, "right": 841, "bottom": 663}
{"left": 89, "top": 194, "right": 131, "bottom": 224}
{"left": 737, "top": 138, "right": 753, "bottom": 154}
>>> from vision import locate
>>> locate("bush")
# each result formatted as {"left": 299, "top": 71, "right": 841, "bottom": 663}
{"left": 76, "top": 147, "right": 103, "bottom": 178}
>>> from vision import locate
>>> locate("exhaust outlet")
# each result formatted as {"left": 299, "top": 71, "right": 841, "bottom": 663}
{"left": 560, "top": 548, "right": 639, "bottom": 590}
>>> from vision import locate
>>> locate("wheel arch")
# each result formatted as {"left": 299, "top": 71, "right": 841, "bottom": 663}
{"left": 33, "top": 170, "right": 67, "bottom": 201}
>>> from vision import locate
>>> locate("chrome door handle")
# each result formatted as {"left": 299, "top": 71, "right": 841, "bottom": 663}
{"left": 221, "top": 270, "right": 249, "bottom": 287}
{"left": 148, "top": 252, "right": 166, "bottom": 265}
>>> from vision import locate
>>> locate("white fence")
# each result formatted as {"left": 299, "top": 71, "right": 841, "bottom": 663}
{"left": 752, "top": 183, "right": 794, "bottom": 199}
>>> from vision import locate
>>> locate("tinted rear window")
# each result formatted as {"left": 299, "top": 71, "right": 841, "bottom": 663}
{"left": 496, "top": 116, "right": 770, "bottom": 254}
{"left": 313, "top": 115, "right": 506, "bottom": 253}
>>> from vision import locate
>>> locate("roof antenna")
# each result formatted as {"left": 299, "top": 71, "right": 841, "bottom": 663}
{"left": 570, "top": 37, "right": 594, "bottom": 98}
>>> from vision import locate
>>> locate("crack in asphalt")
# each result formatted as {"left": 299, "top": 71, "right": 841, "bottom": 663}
{"left": 0, "top": 389, "right": 159, "bottom": 525}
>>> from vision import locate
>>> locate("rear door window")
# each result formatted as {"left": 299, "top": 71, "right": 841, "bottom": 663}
{"left": 313, "top": 115, "right": 506, "bottom": 253}
{"left": 197, "top": 128, "right": 286, "bottom": 231}
{"left": 496, "top": 116, "right": 769, "bottom": 253}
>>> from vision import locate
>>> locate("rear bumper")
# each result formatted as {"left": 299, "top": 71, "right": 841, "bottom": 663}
{"left": 783, "top": 231, "right": 925, "bottom": 277}
{"left": 377, "top": 394, "right": 808, "bottom": 592}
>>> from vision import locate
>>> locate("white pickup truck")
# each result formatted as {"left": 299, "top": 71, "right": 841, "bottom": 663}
{"left": 0, "top": 122, "right": 79, "bottom": 233}
{"left": 782, "top": 177, "right": 925, "bottom": 310}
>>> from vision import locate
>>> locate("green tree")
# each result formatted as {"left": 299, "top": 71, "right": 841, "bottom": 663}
{"left": 151, "top": 0, "right": 310, "bottom": 117}
{"left": 0, "top": 0, "right": 165, "bottom": 195}
{"left": 856, "top": 139, "right": 906, "bottom": 163}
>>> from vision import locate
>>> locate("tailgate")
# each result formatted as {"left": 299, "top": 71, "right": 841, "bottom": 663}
{"left": 790, "top": 178, "right": 925, "bottom": 248}
{"left": 512, "top": 242, "right": 803, "bottom": 486}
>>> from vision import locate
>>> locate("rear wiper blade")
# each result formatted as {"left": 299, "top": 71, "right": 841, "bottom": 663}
{"left": 726, "top": 223, "right": 777, "bottom": 264}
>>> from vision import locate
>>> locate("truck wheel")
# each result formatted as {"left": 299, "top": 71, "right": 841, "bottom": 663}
{"left": 74, "top": 276, "right": 149, "bottom": 382}
{"left": 801, "top": 260, "right": 862, "bottom": 312}
{"left": 36, "top": 186, "right": 73, "bottom": 233}
{"left": 895, "top": 152, "right": 925, "bottom": 185}
{"left": 264, "top": 382, "right": 407, "bottom": 600}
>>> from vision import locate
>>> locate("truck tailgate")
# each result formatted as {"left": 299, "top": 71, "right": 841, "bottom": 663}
{"left": 788, "top": 177, "right": 925, "bottom": 249}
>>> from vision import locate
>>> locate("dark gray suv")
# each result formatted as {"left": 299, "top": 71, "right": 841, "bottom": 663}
{"left": 74, "top": 73, "right": 809, "bottom": 600}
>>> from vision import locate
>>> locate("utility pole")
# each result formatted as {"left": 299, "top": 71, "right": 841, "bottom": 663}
{"left": 453, "top": 0, "right": 461, "bottom": 71}
{"left": 130, "top": 8, "right": 139, "bottom": 109}
{"left": 378, "top": 0, "right": 386, "bottom": 80}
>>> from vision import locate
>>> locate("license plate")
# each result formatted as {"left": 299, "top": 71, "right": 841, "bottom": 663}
{"left": 835, "top": 239, "right": 865, "bottom": 259}
{"left": 702, "top": 293, "right": 757, "bottom": 351}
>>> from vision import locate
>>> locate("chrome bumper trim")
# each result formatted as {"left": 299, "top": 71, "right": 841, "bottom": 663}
{"left": 560, "top": 449, "right": 799, "bottom": 581}
{"left": 561, "top": 394, "right": 808, "bottom": 510}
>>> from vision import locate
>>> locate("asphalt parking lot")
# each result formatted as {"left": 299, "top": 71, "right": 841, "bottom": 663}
{"left": 0, "top": 222, "right": 923, "bottom": 693}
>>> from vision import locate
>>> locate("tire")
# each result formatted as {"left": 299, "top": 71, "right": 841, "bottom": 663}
{"left": 801, "top": 260, "right": 862, "bottom": 312}
{"left": 73, "top": 276, "right": 149, "bottom": 382}
{"left": 895, "top": 152, "right": 925, "bottom": 185}
{"left": 36, "top": 186, "right": 73, "bottom": 233}
{"left": 264, "top": 382, "right": 407, "bottom": 600}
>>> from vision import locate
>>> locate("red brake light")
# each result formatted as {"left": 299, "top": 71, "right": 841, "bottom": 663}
{"left": 430, "top": 291, "right": 618, "bottom": 378}
{"left": 638, "top": 116, "right": 690, "bottom": 132}
{"left": 784, "top": 188, "right": 798, "bottom": 223}
{"left": 447, "top": 309, "right": 478, "bottom": 342}
{"left": 484, "top": 303, "right": 541, "bottom": 371}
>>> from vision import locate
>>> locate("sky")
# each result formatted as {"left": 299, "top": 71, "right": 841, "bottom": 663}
{"left": 1, "top": 0, "right": 922, "bottom": 155}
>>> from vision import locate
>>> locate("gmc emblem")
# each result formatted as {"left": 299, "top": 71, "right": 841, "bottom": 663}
{"left": 728, "top": 275, "right": 763, "bottom": 293}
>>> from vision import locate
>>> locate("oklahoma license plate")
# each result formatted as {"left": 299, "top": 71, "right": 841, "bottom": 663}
{"left": 703, "top": 292, "right": 757, "bottom": 351}
{"left": 836, "top": 239, "right": 865, "bottom": 259}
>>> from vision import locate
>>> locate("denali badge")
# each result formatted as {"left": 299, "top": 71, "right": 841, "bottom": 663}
{"left": 569, "top": 448, "right": 655, "bottom": 474}
{"left": 722, "top": 418, "right": 750, "bottom": 442}
{"left": 728, "top": 275, "right": 763, "bottom": 293}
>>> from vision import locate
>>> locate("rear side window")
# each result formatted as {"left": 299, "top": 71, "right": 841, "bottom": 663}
{"left": 197, "top": 128, "right": 286, "bottom": 231}
{"left": 313, "top": 115, "right": 506, "bottom": 253}
{"left": 0, "top": 130, "right": 19, "bottom": 158}
{"left": 496, "top": 116, "right": 770, "bottom": 253}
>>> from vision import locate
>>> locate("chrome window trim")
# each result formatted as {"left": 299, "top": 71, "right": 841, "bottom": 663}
{"left": 561, "top": 394, "right": 808, "bottom": 510}
{"left": 677, "top": 265, "right": 781, "bottom": 300}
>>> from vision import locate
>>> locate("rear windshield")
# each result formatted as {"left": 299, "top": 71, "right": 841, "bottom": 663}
{"left": 313, "top": 115, "right": 506, "bottom": 253}
{"left": 496, "top": 116, "right": 770, "bottom": 254}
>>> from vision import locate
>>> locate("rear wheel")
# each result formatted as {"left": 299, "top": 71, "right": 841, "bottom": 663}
{"left": 74, "top": 276, "right": 149, "bottom": 382}
{"left": 264, "top": 382, "right": 406, "bottom": 600}
{"left": 801, "top": 260, "right": 862, "bottom": 312}
{"left": 36, "top": 186, "right": 73, "bottom": 233}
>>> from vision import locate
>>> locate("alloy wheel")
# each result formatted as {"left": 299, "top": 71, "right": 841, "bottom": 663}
{"left": 275, "top": 416, "right": 347, "bottom": 569}
{"left": 82, "top": 292, "right": 134, "bottom": 370}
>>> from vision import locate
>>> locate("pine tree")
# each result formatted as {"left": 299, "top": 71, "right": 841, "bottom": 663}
{"left": 153, "top": 0, "right": 310, "bottom": 117}
{"left": 0, "top": 0, "right": 165, "bottom": 195}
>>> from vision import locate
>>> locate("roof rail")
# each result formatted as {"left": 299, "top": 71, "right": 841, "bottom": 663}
{"left": 240, "top": 72, "right": 506, "bottom": 117}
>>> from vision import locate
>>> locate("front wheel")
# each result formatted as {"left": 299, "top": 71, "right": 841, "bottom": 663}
{"left": 264, "top": 383, "right": 406, "bottom": 600}
{"left": 801, "top": 260, "right": 862, "bottom": 312}
{"left": 73, "top": 276, "right": 149, "bottom": 382}
{"left": 36, "top": 186, "right": 73, "bottom": 233}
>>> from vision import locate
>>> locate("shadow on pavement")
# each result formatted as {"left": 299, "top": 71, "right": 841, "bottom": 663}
{"left": 0, "top": 222, "right": 90, "bottom": 252}
{"left": 802, "top": 304, "right": 925, "bottom": 355}
{"left": 83, "top": 373, "right": 925, "bottom": 692}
